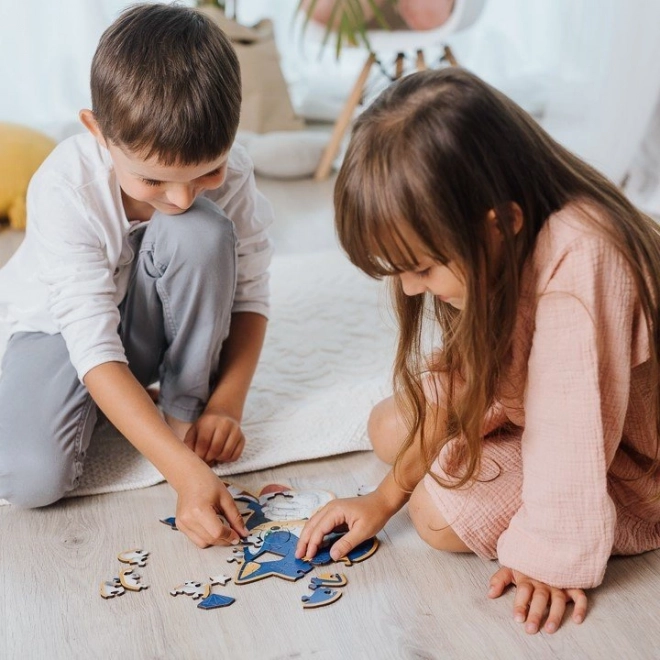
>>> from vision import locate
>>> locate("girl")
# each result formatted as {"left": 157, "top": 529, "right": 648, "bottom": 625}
{"left": 295, "top": 68, "right": 660, "bottom": 634}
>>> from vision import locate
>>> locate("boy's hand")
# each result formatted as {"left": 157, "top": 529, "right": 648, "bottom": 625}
{"left": 184, "top": 409, "right": 245, "bottom": 464}
{"left": 488, "top": 567, "right": 588, "bottom": 634}
{"left": 295, "top": 492, "right": 393, "bottom": 561}
{"left": 175, "top": 466, "right": 249, "bottom": 548}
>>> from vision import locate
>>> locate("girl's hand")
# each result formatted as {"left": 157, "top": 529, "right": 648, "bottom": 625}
{"left": 295, "top": 491, "right": 394, "bottom": 561}
{"left": 175, "top": 466, "right": 249, "bottom": 548}
{"left": 184, "top": 409, "right": 245, "bottom": 465}
{"left": 488, "top": 567, "right": 588, "bottom": 634}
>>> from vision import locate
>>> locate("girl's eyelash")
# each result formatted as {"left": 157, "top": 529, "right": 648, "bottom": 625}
{"left": 142, "top": 178, "right": 161, "bottom": 187}
{"left": 416, "top": 268, "right": 431, "bottom": 279}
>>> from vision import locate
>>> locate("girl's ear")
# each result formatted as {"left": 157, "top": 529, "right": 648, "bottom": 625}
{"left": 486, "top": 203, "right": 524, "bottom": 237}
{"left": 79, "top": 109, "right": 108, "bottom": 149}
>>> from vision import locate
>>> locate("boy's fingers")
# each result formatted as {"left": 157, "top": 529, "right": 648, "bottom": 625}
{"left": 183, "top": 426, "right": 197, "bottom": 451}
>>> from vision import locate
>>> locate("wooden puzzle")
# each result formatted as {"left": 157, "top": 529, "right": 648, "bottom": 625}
{"left": 309, "top": 573, "right": 348, "bottom": 590}
{"left": 301, "top": 588, "right": 342, "bottom": 609}
{"left": 117, "top": 549, "right": 150, "bottom": 567}
{"left": 119, "top": 567, "right": 149, "bottom": 592}
{"left": 99, "top": 577, "right": 125, "bottom": 599}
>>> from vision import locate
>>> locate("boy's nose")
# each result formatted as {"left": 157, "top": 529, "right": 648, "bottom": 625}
{"left": 167, "top": 185, "right": 196, "bottom": 210}
{"left": 399, "top": 273, "right": 425, "bottom": 297}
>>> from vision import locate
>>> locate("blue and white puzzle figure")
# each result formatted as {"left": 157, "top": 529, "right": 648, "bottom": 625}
{"left": 235, "top": 530, "right": 314, "bottom": 584}
{"left": 301, "top": 588, "right": 342, "bottom": 609}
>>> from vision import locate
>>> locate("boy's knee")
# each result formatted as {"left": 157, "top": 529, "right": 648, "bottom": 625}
{"left": 0, "top": 455, "right": 75, "bottom": 509}
{"left": 408, "top": 482, "right": 470, "bottom": 553}
{"left": 152, "top": 197, "right": 236, "bottom": 258}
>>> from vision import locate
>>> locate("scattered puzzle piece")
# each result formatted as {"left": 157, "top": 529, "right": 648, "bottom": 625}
{"left": 169, "top": 581, "right": 211, "bottom": 600}
{"left": 227, "top": 548, "right": 244, "bottom": 564}
{"left": 301, "top": 588, "right": 342, "bottom": 609}
{"left": 159, "top": 517, "right": 178, "bottom": 530}
{"left": 197, "top": 593, "right": 236, "bottom": 610}
{"left": 309, "top": 573, "right": 348, "bottom": 590}
{"left": 118, "top": 549, "right": 150, "bottom": 567}
{"left": 99, "top": 577, "right": 125, "bottom": 599}
{"left": 209, "top": 575, "right": 231, "bottom": 587}
{"left": 119, "top": 568, "right": 149, "bottom": 592}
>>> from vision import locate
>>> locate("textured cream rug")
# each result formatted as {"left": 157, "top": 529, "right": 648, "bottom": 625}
{"left": 0, "top": 249, "right": 396, "bottom": 502}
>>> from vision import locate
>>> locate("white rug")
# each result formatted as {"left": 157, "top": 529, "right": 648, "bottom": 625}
{"left": 0, "top": 249, "right": 396, "bottom": 503}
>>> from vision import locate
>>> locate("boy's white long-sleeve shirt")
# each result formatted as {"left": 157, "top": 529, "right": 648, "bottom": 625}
{"left": 0, "top": 133, "right": 273, "bottom": 381}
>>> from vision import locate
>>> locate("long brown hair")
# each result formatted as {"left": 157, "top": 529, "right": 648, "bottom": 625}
{"left": 335, "top": 67, "right": 660, "bottom": 489}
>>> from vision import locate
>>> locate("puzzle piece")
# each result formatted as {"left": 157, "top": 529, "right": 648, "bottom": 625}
{"left": 259, "top": 489, "right": 334, "bottom": 522}
{"left": 159, "top": 516, "right": 178, "bottom": 530}
{"left": 227, "top": 548, "right": 244, "bottom": 564}
{"left": 119, "top": 568, "right": 149, "bottom": 592}
{"left": 99, "top": 577, "right": 125, "bottom": 599}
{"left": 309, "top": 573, "right": 348, "bottom": 590}
{"left": 197, "top": 593, "right": 236, "bottom": 610}
{"left": 209, "top": 575, "right": 231, "bottom": 587}
{"left": 117, "top": 549, "right": 150, "bottom": 567}
{"left": 240, "top": 534, "right": 264, "bottom": 549}
{"left": 301, "top": 588, "right": 342, "bottom": 609}
{"left": 307, "top": 537, "right": 379, "bottom": 566}
{"left": 169, "top": 581, "right": 211, "bottom": 600}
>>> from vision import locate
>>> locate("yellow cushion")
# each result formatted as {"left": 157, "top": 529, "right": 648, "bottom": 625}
{"left": 0, "top": 123, "right": 57, "bottom": 230}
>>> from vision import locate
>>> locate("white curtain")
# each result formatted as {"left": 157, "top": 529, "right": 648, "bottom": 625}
{"left": 2, "top": 0, "right": 660, "bottom": 202}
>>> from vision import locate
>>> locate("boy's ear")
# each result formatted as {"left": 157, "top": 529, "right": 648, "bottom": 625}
{"left": 79, "top": 109, "right": 108, "bottom": 148}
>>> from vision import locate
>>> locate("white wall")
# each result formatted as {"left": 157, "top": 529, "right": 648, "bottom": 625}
{"left": 1, "top": 0, "right": 660, "bottom": 188}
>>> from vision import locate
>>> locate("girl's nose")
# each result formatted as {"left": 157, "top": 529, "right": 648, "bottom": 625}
{"left": 399, "top": 272, "right": 425, "bottom": 296}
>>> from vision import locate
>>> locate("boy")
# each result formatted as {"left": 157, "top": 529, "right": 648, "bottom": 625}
{"left": 0, "top": 3, "right": 274, "bottom": 547}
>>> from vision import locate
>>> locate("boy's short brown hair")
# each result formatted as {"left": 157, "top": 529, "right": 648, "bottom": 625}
{"left": 91, "top": 2, "right": 241, "bottom": 165}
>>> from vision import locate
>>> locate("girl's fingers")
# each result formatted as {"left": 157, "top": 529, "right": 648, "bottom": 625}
{"left": 568, "top": 589, "right": 588, "bottom": 624}
{"left": 296, "top": 508, "right": 343, "bottom": 558}
{"left": 512, "top": 580, "right": 534, "bottom": 623}
{"left": 524, "top": 587, "right": 551, "bottom": 634}
{"left": 544, "top": 591, "right": 568, "bottom": 634}
{"left": 488, "top": 567, "right": 514, "bottom": 598}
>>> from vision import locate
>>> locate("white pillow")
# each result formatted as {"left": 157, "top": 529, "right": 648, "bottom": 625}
{"left": 237, "top": 130, "right": 330, "bottom": 179}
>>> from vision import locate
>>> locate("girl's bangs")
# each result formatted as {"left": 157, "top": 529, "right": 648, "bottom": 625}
{"left": 337, "top": 160, "right": 426, "bottom": 278}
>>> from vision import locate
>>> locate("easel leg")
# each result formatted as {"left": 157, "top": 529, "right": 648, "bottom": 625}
{"left": 314, "top": 54, "right": 376, "bottom": 181}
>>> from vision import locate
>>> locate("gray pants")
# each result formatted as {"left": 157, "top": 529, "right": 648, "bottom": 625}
{"left": 0, "top": 198, "right": 237, "bottom": 507}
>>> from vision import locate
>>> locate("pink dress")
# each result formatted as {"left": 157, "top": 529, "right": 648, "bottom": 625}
{"left": 423, "top": 201, "right": 660, "bottom": 589}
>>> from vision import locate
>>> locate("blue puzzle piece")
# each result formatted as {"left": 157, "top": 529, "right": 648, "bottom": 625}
{"left": 301, "top": 588, "right": 342, "bottom": 609}
{"left": 159, "top": 516, "right": 178, "bottom": 530}
{"left": 197, "top": 593, "right": 236, "bottom": 610}
{"left": 308, "top": 536, "right": 379, "bottom": 566}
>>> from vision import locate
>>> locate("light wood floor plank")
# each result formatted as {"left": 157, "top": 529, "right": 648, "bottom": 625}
{"left": 1, "top": 451, "right": 659, "bottom": 659}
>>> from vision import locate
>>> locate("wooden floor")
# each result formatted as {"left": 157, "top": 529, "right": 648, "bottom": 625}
{"left": 2, "top": 176, "right": 660, "bottom": 659}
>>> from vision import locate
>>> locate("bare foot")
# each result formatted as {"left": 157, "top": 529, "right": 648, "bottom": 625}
{"left": 145, "top": 385, "right": 160, "bottom": 404}
{"left": 164, "top": 413, "right": 193, "bottom": 441}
